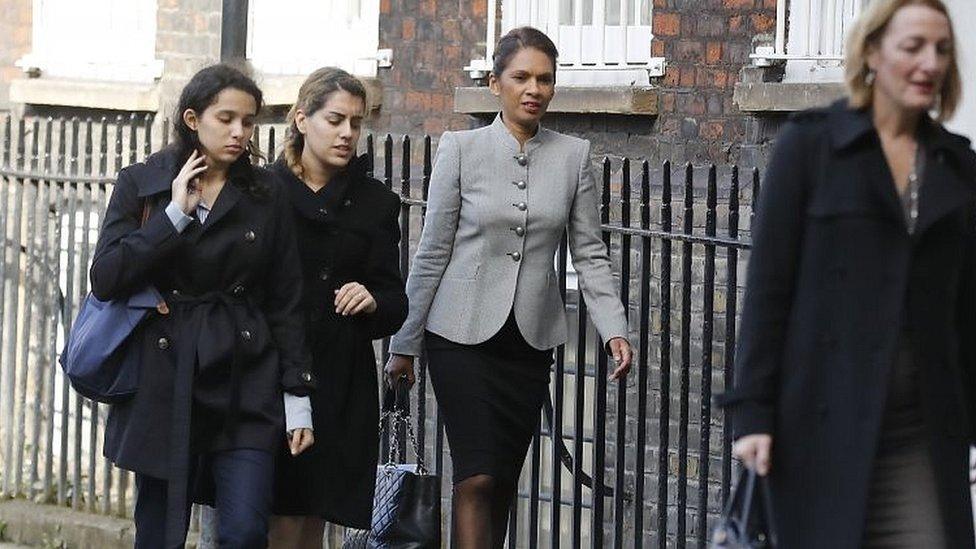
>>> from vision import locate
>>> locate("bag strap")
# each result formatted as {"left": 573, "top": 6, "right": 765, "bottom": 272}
{"left": 140, "top": 197, "right": 151, "bottom": 227}
{"left": 542, "top": 394, "right": 614, "bottom": 497}
{"left": 379, "top": 378, "right": 426, "bottom": 473}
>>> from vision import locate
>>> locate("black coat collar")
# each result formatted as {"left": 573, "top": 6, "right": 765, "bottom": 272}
{"left": 828, "top": 100, "right": 974, "bottom": 166}
{"left": 826, "top": 100, "right": 976, "bottom": 237}
{"left": 270, "top": 155, "right": 371, "bottom": 223}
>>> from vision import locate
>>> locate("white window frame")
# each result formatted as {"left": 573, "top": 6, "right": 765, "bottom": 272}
{"left": 466, "top": 0, "right": 664, "bottom": 86}
{"left": 16, "top": 0, "right": 163, "bottom": 83}
{"left": 247, "top": 0, "right": 382, "bottom": 78}
{"left": 752, "top": 0, "right": 866, "bottom": 82}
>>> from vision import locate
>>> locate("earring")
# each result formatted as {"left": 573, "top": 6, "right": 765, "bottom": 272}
{"left": 865, "top": 69, "right": 876, "bottom": 86}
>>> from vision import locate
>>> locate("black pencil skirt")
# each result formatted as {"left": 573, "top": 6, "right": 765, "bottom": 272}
{"left": 425, "top": 313, "right": 553, "bottom": 485}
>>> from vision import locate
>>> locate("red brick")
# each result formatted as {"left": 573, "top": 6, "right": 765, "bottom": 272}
{"left": 663, "top": 67, "right": 680, "bottom": 87}
{"left": 380, "top": 0, "right": 391, "bottom": 14}
{"left": 424, "top": 118, "right": 446, "bottom": 135}
{"left": 729, "top": 15, "right": 744, "bottom": 32}
{"left": 654, "top": 0, "right": 668, "bottom": 7}
{"left": 714, "top": 69, "right": 729, "bottom": 89}
{"left": 763, "top": 0, "right": 777, "bottom": 7}
{"left": 661, "top": 93, "right": 676, "bottom": 113}
{"left": 471, "top": 0, "right": 488, "bottom": 17}
{"left": 653, "top": 13, "right": 681, "bottom": 36}
{"left": 750, "top": 13, "right": 776, "bottom": 33}
{"left": 652, "top": 40, "right": 665, "bottom": 57}
{"left": 722, "top": 0, "right": 754, "bottom": 7}
{"left": 700, "top": 121, "right": 724, "bottom": 140}
{"left": 420, "top": 0, "right": 436, "bottom": 17}
{"left": 679, "top": 67, "right": 696, "bottom": 87}
{"left": 403, "top": 18, "right": 415, "bottom": 40}
{"left": 405, "top": 92, "right": 426, "bottom": 110}
{"left": 706, "top": 42, "right": 722, "bottom": 64}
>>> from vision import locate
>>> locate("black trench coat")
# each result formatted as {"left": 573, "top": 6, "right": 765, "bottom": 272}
{"left": 721, "top": 101, "right": 976, "bottom": 548}
{"left": 269, "top": 157, "right": 407, "bottom": 528}
{"left": 92, "top": 148, "right": 315, "bottom": 540}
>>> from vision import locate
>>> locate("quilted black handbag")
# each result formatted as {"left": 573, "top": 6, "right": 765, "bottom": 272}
{"left": 710, "top": 468, "right": 777, "bottom": 548}
{"left": 366, "top": 380, "right": 441, "bottom": 549}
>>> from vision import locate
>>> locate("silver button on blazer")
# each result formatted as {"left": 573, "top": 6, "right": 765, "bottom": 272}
{"left": 388, "top": 114, "right": 628, "bottom": 356}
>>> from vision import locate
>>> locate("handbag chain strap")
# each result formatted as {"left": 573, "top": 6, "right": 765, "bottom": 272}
{"left": 379, "top": 381, "right": 427, "bottom": 475}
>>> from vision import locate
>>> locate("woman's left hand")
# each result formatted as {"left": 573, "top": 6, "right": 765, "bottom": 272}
{"left": 288, "top": 428, "right": 314, "bottom": 456}
{"left": 334, "top": 282, "right": 377, "bottom": 316}
{"left": 607, "top": 337, "right": 632, "bottom": 381}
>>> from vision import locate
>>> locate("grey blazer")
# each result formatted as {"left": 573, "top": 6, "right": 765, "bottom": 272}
{"left": 388, "top": 114, "right": 628, "bottom": 356}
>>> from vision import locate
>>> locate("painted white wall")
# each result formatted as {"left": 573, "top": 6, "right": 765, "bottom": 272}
{"left": 945, "top": 0, "right": 976, "bottom": 144}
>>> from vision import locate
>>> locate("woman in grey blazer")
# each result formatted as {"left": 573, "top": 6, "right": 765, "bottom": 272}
{"left": 386, "top": 27, "right": 632, "bottom": 547}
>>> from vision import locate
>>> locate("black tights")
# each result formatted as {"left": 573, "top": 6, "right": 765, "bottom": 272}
{"left": 453, "top": 474, "right": 517, "bottom": 549}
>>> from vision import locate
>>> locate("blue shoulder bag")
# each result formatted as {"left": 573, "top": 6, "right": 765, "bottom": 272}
{"left": 59, "top": 199, "right": 162, "bottom": 403}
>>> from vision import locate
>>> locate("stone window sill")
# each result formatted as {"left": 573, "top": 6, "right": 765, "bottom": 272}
{"left": 453, "top": 86, "right": 659, "bottom": 115}
{"left": 258, "top": 75, "right": 383, "bottom": 110}
{"left": 9, "top": 78, "right": 160, "bottom": 112}
{"left": 733, "top": 81, "right": 846, "bottom": 113}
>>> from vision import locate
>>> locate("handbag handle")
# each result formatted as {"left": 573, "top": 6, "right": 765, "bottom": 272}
{"left": 379, "top": 378, "right": 426, "bottom": 474}
{"left": 717, "top": 468, "right": 777, "bottom": 547}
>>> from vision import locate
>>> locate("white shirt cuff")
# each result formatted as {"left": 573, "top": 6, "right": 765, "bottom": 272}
{"left": 283, "top": 393, "right": 313, "bottom": 432}
{"left": 165, "top": 201, "right": 194, "bottom": 233}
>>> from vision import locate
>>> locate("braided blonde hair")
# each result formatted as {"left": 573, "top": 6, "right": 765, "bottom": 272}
{"left": 283, "top": 67, "right": 369, "bottom": 180}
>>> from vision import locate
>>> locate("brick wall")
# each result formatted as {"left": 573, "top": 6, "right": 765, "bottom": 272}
{"left": 155, "top": 0, "right": 222, "bottom": 124}
{"left": 650, "top": 0, "right": 777, "bottom": 167}
{"left": 0, "top": 0, "right": 31, "bottom": 111}
{"left": 377, "top": 0, "right": 780, "bottom": 169}
{"left": 368, "top": 0, "right": 488, "bottom": 138}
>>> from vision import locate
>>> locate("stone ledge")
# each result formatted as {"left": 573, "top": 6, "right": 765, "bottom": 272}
{"left": 454, "top": 86, "right": 658, "bottom": 115}
{"left": 9, "top": 78, "right": 161, "bottom": 112}
{"left": 0, "top": 499, "right": 204, "bottom": 548}
{"left": 733, "top": 81, "right": 845, "bottom": 112}
{"left": 258, "top": 74, "right": 383, "bottom": 111}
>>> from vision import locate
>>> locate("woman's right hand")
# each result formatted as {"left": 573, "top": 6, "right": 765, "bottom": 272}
{"left": 171, "top": 149, "right": 207, "bottom": 215}
{"left": 384, "top": 354, "right": 416, "bottom": 388}
{"left": 732, "top": 434, "right": 773, "bottom": 476}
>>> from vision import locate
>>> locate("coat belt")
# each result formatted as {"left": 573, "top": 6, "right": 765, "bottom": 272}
{"left": 163, "top": 290, "right": 251, "bottom": 548}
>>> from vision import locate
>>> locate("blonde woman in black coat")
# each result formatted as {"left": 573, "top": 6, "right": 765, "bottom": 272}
{"left": 722, "top": 1, "right": 976, "bottom": 547}
{"left": 268, "top": 68, "right": 407, "bottom": 549}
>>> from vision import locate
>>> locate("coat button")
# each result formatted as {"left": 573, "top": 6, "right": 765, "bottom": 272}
{"left": 343, "top": 198, "right": 352, "bottom": 208}
{"left": 513, "top": 180, "right": 526, "bottom": 190}
{"left": 514, "top": 154, "right": 527, "bottom": 166}
{"left": 301, "top": 372, "right": 313, "bottom": 383}
{"left": 318, "top": 208, "right": 328, "bottom": 218}
{"left": 515, "top": 202, "right": 527, "bottom": 211}
{"left": 244, "top": 230, "right": 256, "bottom": 242}
{"left": 240, "top": 330, "right": 252, "bottom": 342}
{"left": 157, "top": 337, "right": 170, "bottom": 350}
{"left": 233, "top": 285, "right": 245, "bottom": 296}
{"left": 509, "top": 252, "right": 522, "bottom": 262}
{"left": 171, "top": 289, "right": 180, "bottom": 296}
{"left": 514, "top": 226, "right": 525, "bottom": 237}
{"left": 319, "top": 268, "right": 331, "bottom": 282}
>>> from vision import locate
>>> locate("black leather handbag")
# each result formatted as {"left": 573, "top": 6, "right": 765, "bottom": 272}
{"left": 710, "top": 468, "right": 777, "bottom": 548}
{"left": 366, "top": 381, "right": 441, "bottom": 549}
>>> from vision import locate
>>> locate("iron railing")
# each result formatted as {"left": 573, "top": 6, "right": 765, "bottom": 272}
{"left": 0, "top": 114, "right": 757, "bottom": 548}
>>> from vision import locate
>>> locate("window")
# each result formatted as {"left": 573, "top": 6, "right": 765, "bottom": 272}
{"left": 467, "top": 0, "right": 663, "bottom": 86}
{"left": 247, "top": 0, "right": 381, "bottom": 77}
{"left": 16, "top": 0, "right": 162, "bottom": 82}
{"left": 753, "top": 0, "right": 866, "bottom": 82}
